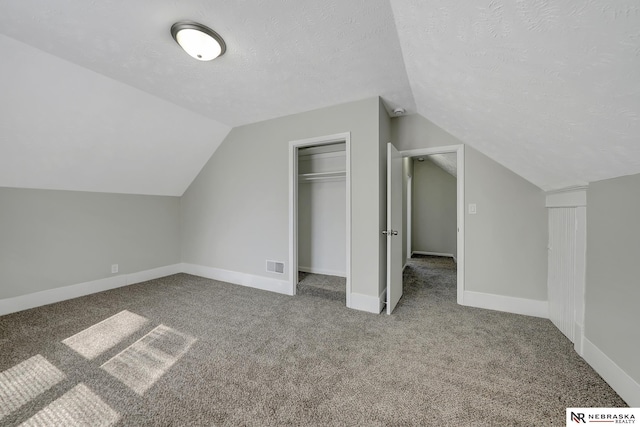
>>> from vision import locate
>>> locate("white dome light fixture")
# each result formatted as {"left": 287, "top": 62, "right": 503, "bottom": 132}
{"left": 171, "top": 21, "right": 226, "bottom": 61}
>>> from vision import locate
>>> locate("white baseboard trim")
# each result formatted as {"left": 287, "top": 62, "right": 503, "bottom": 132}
{"left": 182, "top": 263, "right": 293, "bottom": 296}
{"left": 463, "top": 291, "right": 549, "bottom": 318}
{"left": 126, "top": 264, "right": 182, "bottom": 286}
{"left": 349, "top": 291, "right": 383, "bottom": 314}
{"left": 574, "top": 323, "right": 584, "bottom": 356}
{"left": 379, "top": 288, "right": 387, "bottom": 313}
{"left": 412, "top": 251, "right": 455, "bottom": 259}
{"left": 0, "top": 276, "right": 124, "bottom": 317}
{"left": 298, "top": 266, "right": 346, "bottom": 277}
{"left": 0, "top": 264, "right": 182, "bottom": 317}
{"left": 582, "top": 337, "right": 640, "bottom": 407}
{"left": 402, "top": 263, "right": 408, "bottom": 272}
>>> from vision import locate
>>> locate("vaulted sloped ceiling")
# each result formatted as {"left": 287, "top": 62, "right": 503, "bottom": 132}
{"left": 426, "top": 154, "right": 458, "bottom": 178}
{"left": 1, "top": 0, "right": 639, "bottom": 194}
{"left": 390, "top": 0, "right": 640, "bottom": 190}
{"left": 0, "top": 0, "right": 415, "bottom": 195}
{"left": 0, "top": 35, "right": 230, "bottom": 196}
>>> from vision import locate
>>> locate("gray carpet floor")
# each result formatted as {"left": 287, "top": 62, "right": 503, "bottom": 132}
{"left": 297, "top": 272, "right": 346, "bottom": 302}
{"left": 0, "top": 256, "right": 626, "bottom": 426}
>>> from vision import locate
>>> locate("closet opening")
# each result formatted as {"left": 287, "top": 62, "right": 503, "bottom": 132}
{"left": 288, "top": 133, "right": 351, "bottom": 307}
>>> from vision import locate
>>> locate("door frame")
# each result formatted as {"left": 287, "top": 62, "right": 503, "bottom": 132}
{"left": 386, "top": 142, "right": 404, "bottom": 314}
{"left": 406, "top": 174, "right": 412, "bottom": 267}
{"left": 288, "top": 132, "right": 352, "bottom": 307}
{"left": 399, "top": 145, "right": 465, "bottom": 305}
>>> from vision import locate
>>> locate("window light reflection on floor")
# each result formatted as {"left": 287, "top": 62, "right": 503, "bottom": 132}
{"left": 19, "top": 383, "right": 120, "bottom": 427}
{"left": 0, "top": 354, "right": 66, "bottom": 421}
{"left": 101, "top": 324, "right": 196, "bottom": 395}
{"left": 62, "top": 310, "right": 149, "bottom": 360}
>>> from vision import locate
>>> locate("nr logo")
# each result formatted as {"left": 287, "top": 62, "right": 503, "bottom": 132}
{"left": 571, "top": 412, "right": 586, "bottom": 423}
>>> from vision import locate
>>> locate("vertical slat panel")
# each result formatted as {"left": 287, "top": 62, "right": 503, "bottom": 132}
{"left": 547, "top": 208, "right": 576, "bottom": 341}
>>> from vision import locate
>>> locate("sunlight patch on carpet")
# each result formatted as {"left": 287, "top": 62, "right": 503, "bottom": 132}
{"left": 62, "top": 310, "right": 149, "bottom": 360}
{"left": 19, "top": 383, "right": 119, "bottom": 427}
{"left": 101, "top": 325, "right": 196, "bottom": 395}
{"left": 0, "top": 354, "right": 66, "bottom": 421}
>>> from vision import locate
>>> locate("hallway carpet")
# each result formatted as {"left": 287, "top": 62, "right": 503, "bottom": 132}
{"left": 0, "top": 256, "right": 626, "bottom": 426}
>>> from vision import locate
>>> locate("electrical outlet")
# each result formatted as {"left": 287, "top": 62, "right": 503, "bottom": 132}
{"left": 111, "top": 264, "right": 119, "bottom": 274}
{"left": 468, "top": 204, "right": 477, "bottom": 215}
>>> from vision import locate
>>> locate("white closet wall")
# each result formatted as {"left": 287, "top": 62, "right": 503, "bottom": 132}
{"left": 298, "top": 144, "right": 346, "bottom": 277}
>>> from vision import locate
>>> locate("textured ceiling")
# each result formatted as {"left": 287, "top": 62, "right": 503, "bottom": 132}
{"left": 0, "top": 0, "right": 415, "bottom": 127}
{"left": 391, "top": 0, "right": 640, "bottom": 190}
{"left": 0, "top": 34, "right": 229, "bottom": 196}
{"left": 425, "top": 154, "right": 457, "bottom": 177}
{"left": 1, "top": 0, "right": 639, "bottom": 194}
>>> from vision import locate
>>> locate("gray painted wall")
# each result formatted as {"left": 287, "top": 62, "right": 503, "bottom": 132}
{"left": 0, "top": 187, "right": 180, "bottom": 299}
{"left": 391, "top": 114, "right": 547, "bottom": 301}
{"left": 378, "top": 99, "right": 391, "bottom": 295}
{"left": 1, "top": 105, "right": 547, "bottom": 310}
{"left": 412, "top": 158, "right": 457, "bottom": 257}
{"left": 585, "top": 173, "right": 640, "bottom": 385}
{"left": 181, "top": 98, "right": 383, "bottom": 298}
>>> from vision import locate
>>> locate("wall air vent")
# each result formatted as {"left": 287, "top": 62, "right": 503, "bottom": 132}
{"left": 266, "top": 260, "right": 285, "bottom": 274}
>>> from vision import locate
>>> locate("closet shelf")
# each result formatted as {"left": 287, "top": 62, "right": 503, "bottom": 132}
{"left": 299, "top": 171, "right": 346, "bottom": 183}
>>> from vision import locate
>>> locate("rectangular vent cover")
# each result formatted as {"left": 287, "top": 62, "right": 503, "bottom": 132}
{"left": 266, "top": 260, "right": 285, "bottom": 274}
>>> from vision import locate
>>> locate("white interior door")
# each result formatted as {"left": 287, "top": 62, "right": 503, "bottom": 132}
{"left": 386, "top": 142, "right": 403, "bottom": 314}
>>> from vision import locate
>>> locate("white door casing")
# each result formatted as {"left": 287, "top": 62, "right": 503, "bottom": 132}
{"left": 406, "top": 175, "right": 412, "bottom": 263}
{"left": 386, "top": 142, "right": 403, "bottom": 314}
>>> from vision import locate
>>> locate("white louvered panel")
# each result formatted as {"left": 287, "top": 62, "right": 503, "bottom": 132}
{"left": 547, "top": 208, "right": 577, "bottom": 342}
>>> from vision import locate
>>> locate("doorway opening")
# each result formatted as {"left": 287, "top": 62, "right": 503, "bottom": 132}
{"left": 406, "top": 152, "right": 459, "bottom": 303}
{"left": 408, "top": 152, "right": 458, "bottom": 258}
{"left": 386, "top": 144, "right": 464, "bottom": 314}
{"left": 289, "top": 133, "right": 351, "bottom": 307}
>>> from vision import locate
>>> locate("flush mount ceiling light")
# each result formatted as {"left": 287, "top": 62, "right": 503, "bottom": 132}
{"left": 170, "top": 21, "right": 226, "bottom": 61}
